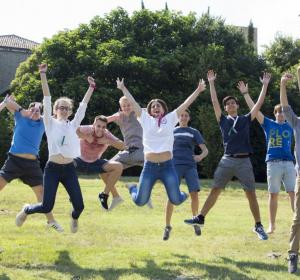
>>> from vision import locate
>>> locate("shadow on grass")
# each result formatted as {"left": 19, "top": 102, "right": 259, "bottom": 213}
{"left": 2, "top": 251, "right": 293, "bottom": 280}
{"left": 0, "top": 274, "right": 10, "bottom": 280}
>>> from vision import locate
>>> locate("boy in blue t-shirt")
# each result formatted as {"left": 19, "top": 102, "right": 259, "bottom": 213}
{"left": 163, "top": 109, "right": 208, "bottom": 240}
{"left": 184, "top": 70, "right": 271, "bottom": 241}
{"left": 0, "top": 96, "right": 62, "bottom": 232}
{"left": 240, "top": 81, "right": 295, "bottom": 234}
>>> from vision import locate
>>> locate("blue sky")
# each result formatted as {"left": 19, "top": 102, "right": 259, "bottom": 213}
{"left": 1, "top": 0, "right": 300, "bottom": 53}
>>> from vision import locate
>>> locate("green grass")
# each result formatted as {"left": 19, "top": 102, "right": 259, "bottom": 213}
{"left": 0, "top": 177, "right": 298, "bottom": 280}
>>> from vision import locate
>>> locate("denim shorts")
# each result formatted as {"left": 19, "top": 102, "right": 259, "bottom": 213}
{"left": 74, "top": 157, "right": 108, "bottom": 174}
{"left": 213, "top": 156, "right": 255, "bottom": 190}
{"left": 0, "top": 153, "right": 43, "bottom": 187}
{"left": 175, "top": 164, "right": 200, "bottom": 193}
{"left": 267, "top": 160, "right": 296, "bottom": 193}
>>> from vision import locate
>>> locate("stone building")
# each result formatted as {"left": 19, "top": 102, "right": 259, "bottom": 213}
{"left": 0, "top": 35, "right": 39, "bottom": 94}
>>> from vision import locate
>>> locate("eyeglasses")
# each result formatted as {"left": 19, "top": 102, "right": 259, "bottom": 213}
{"left": 57, "top": 106, "right": 71, "bottom": 112}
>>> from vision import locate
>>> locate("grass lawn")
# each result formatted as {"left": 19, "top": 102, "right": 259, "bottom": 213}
{"left": 0, "top": 177, "right": 298, "bottom": 280}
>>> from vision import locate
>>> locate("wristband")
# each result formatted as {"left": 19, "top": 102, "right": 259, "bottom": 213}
{"left": 242, "top": 92, "right": 249, "bottom": 95}
{"left": 90, "top": 84, "right": 96, "bottom": 89}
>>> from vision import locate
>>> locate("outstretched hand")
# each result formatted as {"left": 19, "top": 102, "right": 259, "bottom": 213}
{"left": 281, "top": 73, "right": 293, "bottom": 84}
{"left": 259, "top": 72, "right": 271, "bottom": 85}
{"left": 116, "top": 77, "right": 125, "bottom": 90}
{"left": 237, "top": 81, "right": 248, "bottom": 95}
{"left": 197, "top": 79, "right": 206, "bottom": 93}
{"left": 88, "top": 76, "right": 96, "bottom": 88}
{"left": 38, "top": 63, "right": 47, "bottom": 73}
{"left": 207, "top": 70, "right": 217, "bottom": 82}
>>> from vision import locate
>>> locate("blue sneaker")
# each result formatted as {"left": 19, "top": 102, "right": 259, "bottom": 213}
{"left": 253, "top": 224, "right": 268, "bottom": 240}
{"left": 184, "top": 215, "right": 204, "bottom": 227}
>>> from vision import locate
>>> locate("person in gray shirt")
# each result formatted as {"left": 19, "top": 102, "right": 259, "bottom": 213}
{"left": 281, "top": 68, "right": 300, "bottom": 274}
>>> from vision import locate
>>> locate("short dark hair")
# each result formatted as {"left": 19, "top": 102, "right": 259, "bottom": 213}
{"left": 28, "top": 102, "right": 43, "bottom": 111}
{"left": 146, "top": 99, "right": 168, "bottom": 116}
{"left": 93, "top": 115, "right": 108, "bottom": 123}
{"left": 222, "top": 96, "right": 239, "bottom": 107}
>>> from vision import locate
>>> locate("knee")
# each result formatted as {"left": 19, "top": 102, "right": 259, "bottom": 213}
{"left": 42, "top": 204, "right": 54, "bottom": 214}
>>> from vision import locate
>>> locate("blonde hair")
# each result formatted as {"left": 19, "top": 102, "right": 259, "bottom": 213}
{"left": 53, "top": 97, "right": 73, "bottom": 117}
{"left": 119, "top": 96, "right": 129, "bottom": 105}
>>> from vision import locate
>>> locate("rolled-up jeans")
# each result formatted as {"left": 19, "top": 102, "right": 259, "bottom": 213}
{"left": 25, "top": 161, "right": 84, "bottom": 219}
{"left": 129, "top": 159, "right": 188, "bottom": 206}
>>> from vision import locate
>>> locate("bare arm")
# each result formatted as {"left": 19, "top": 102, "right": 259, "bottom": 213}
{"left": 106, "top": 113, "right": 120, "bottom": 123}
{"left": 0, "top": 95, "right": 9, "bottom": 112}
{"left": 297, "top": 66, "right": 300, "bottom": 92}
{"left": 76, "top": 127, "right": 94, "bottom": 143}
{"left": 116, "top": 78, "right": 142, "bottom": 117}
{"left": 207, "top": 70, "right": 222, "bottom": 122}
{"left": 110, "top": 139, "right": 125, "bottom": 150}
{"left": 249, "top": 72, "right": 271, "bottom": 120}
{"left": 175, "top": 79, "right": 206, "bottom": 117}
{"left": 280, "top": 73, "right": 293, "bottom": 107}
{"left": 193, "top": 143, "right": 208, "bottom": 162}
{"left": 237, "top": 81, "right": 264, "bottom": 124}
{"left": 82, "top": 77, "right": 96, "bottom": 104}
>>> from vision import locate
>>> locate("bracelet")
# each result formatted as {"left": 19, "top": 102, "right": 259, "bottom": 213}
{"left": 39, "top": 71, "right": 46, "bottom": 74}
{"left": 242, "top": 92, "right": 249, "bottom": 95}
{"left": 90, "top": 84, "right": 96, "bottom": 89}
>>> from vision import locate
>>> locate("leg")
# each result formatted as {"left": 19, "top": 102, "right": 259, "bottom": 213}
{"left": 100, "top": 173, "right": 120, "bottom": 197}
{"left": 245, "top": 190, "right": 261, "bottom": 223}
{"left": 267, "top": 192, "right": 279, "bottom": 233}
{"left": 161, "top": 161, "right": 187, "bottom": 206}
{"left": 190, "top": 191, "right": 199, "bottom": 216}
{"left": 31, "top": 185, "right": 55, "bottom": 223}
{"left": 200, "top": 187, "right": 222, "bottom": 216}
{"left": 0, "top": 176, "right": 7, "bottom": 191}
{"left": 130, "top": 162, "right": 157, "bottom": 206}
{"left": 165, "top": 200, "right": 174, "bottom": 226}
{"left": 61, "top": 165, "right": 84, "bottom": 219}
{"left": 101, "top": 161, "right": 123, "bottom": 194}
{"left": 288, "top": 191, "right": 295, "bottom": 212}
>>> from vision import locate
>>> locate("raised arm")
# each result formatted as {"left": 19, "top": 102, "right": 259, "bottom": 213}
{"left": 82, "top": 76, "right": 96, "bottom": 104}
{"left": 237, "top": 81, "right": 264, "bottom": 124}
{"left": 280, "top": 73, "right": 292, "bottom": 107}
{"left": 207, "top": 70, "right": 222, "bottom": 122}
{"left": 39, "top": 64, "right": 50, "bottom": 97}
{"left": 297, "top": 65, "right": 300, "bottom": 92}
{"left": 0, "top": 95, "right": 9, "bottom": 112}
{"left": 116, "top": 78, "right": 142, "bottom": 117}
{"left": 106, "top": 112, "right": 120, "bottom": 123}
{"left": 193, "top": 144, "right": 208, "bottom": 162}
{"left": 249, "top": 72, "right": 271, "bottom": 121}
{"left": 175, "top": 79, "right": 206, "bottom": 117}
{"left": 280, "top": 73, "right": 300, "bottom": 128}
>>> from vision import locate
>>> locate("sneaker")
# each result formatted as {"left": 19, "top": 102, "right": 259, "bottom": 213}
{"left": 70, "top": 214, "right": 78, "bottom": 233}
{"left": 125, "top": 183, "right": 137, "bottom": 193}
{"left": 146, "top": 198, "right": 154, "bottom": 209}
{"left": 193, "top": 225, "right": 201, "bottom": 236}
{"left": 184, "top": 215, "right": 204, "bottom": 227}
{"left": 163, "top": 226, "right": 172, "bottom": 241}
{"left": 288, "top": 253, "right": 298, "bottom": 273}
{"left": 47, "top": 221, "right": 64, "bottom": 232}
{"left": 253, "top": 224, "right": 268, "bottom": 240}
{"left": 108, "top": 196, "right": 124, "bottom": 211}
{"left": 15, "top": 204, "right": 29, "bottom": 227}
{"left": 98, "top": 192, "right": 109, "bottom": 210}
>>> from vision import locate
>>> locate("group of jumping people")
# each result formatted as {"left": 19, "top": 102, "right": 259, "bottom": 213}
{"left": 1, "top": 64, "right": 300, "bottom": 273}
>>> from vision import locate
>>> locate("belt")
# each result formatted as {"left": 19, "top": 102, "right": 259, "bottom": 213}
{"left": 225, "top": 154, "right": 250, "bottom": 158}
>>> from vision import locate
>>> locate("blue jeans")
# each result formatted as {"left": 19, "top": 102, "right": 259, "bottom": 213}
{"left": 129, "top": 159, "right": 188, "bottom": 206}
{"left": 25, "top": 161, "right": 84, "bottom": 219}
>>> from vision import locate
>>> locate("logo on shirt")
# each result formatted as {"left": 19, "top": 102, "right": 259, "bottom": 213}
{"left": 269, "top": 129, "right": 291, "bottom": 148}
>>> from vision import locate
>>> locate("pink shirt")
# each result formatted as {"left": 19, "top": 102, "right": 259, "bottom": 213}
{"left": 78, "top": 125, "right": 118, "bottom": 163}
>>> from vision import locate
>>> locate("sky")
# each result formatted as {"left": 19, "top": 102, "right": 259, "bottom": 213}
{"left": 1, "top": 0, "right": 300, "bottom": 53}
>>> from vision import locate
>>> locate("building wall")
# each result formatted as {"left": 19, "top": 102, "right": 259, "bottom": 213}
{"left": 0, "top": 47, "right": 31, "bottom": 94}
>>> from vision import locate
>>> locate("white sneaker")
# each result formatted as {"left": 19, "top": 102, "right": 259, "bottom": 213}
{"left": 125, "top": 183, "right": 137, "bottom": 191}
{"left": 108, "top": 196, "right": 124, "bottom": 211}
{"left": 70, "top": 214, "right": 78, "bottom": 233}
{"left": 15, "top": 204, "right": 29, "bottom": 227}
{"left": 47, "top": 221, "right": 64, "bottom": 232}
{"left": 146, "top": 198, "right": 154, "bottom": 209}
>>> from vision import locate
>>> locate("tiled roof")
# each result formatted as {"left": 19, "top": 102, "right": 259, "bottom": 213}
{"left": 0, "top": 34, "right": 39, "bottom": 50}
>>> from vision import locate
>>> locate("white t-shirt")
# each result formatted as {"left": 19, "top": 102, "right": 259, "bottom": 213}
{"left": 43, "top": 96, "right": 87, "bottom": 159}
{"left": 138, "top": 109, "right": 178, "bottom": 154}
